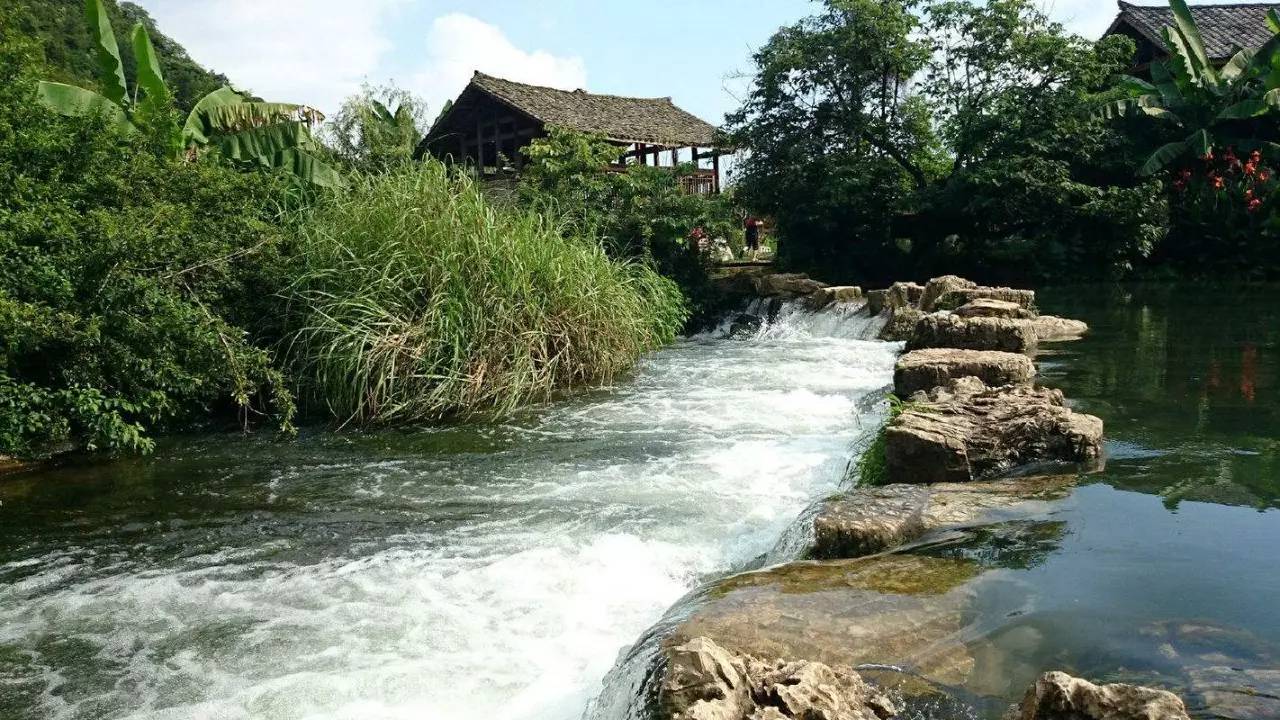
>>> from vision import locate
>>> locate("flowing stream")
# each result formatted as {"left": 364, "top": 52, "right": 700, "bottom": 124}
{"left": 0, "top": 302, "right": 896, "bottom": 720}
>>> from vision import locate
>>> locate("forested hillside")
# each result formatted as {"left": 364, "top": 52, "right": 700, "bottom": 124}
{"left": 9, "top": 0, "right": 227, "bottom": 111}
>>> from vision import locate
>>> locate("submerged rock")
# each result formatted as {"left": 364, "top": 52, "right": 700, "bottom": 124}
{"left": 660, "top": 636, "right": 898, "bottom": 720}
{"left": 954, "top": 299, "right": 1034, "bottom": 320}
{"left": 885, "top": 378, "right": 1104, "bottom": 484}
{"left": 894, "top": 348, "right": 1035, "bottom": 397}
{"left": 811, "top": 476, "right": 1074, "bottom": 559}
{"left": 665, "top": 554, "right": 982, "bottom": 689}
{"left": 730, "top": 314, "right": 764, "bottom": 337}
{"left": 754, "top": 273, "right": 827, "bottom": 298}
{"left": 1004, "top": 671, "right": 1190, "bottom": 720}
{"left": 1187, "top": 666, "right": 1280, "bottom": 720}
{"left": 1032, "top": 315, "right": 1089, "bottom": 342}
{"left": 907, "top": 314, "right": 1039, "bottom": 354}
{"left": 807, "top": 285, "right": 863, "bottom": 310}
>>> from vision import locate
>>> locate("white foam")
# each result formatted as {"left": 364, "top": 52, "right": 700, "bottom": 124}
{"left": 0, "top": 302, "right": 897, "bottom": 720}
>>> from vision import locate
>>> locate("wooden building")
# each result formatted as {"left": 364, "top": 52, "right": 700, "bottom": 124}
{"left": 1104, "top": 1, "right": 1280, "bottom": 71}
{"left": 416, "top": 71, "right": 727, "bottom": 193}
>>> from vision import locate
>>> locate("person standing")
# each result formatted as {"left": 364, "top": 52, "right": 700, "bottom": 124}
{"left": 744, "top": 216, "right": 762, "bottom": 256}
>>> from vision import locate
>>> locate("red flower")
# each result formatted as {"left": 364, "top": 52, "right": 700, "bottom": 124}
{"left": 1260, "top": 170, "right": 1272, "bottom": 182}
{"left": 1213, "top": 176, "right": 1226, "bottom": 189}
{"left": 1245, "top": 162, "right": 1257, "bottom": 176}
{"left": 1248, "top": 198, "right": 1263, "bottom": 212}
{"left": 1251, "top": 150, "right": 1263, "bottom": 163}
{"left": 1246, "top": 188, "right": 1255, "bottom": 200}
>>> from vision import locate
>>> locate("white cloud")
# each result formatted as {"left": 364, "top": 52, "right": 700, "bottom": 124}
{"left": 1045, "top": 0, "right": 1119, "bottom": 38}
{"left": 134, "top": 0, "right": 403, "bottom": 116}
{"left": 408, "top": 13, "right": 587, "bottom": 118}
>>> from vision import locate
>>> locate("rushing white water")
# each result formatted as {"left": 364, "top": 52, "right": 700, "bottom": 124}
{"left": 0, "top": 302, "right": 897, "bottom": 720}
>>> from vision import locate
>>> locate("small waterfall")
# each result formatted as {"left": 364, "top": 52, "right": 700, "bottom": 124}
{"left": 697, "top": 297, "right": 889, "bottom": 342}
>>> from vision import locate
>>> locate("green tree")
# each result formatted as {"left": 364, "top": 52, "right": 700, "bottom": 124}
{"left": 35, "top": 0, "right": 341, "bottom": 187}
{"left": 326, "top": 83, "right": 429, "bottom": 172}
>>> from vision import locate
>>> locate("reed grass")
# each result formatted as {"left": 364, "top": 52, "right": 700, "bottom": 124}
{"left": 283, "top": 160, "right": 688, "bottom": 426}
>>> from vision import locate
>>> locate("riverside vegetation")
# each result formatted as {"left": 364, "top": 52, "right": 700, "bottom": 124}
{"left": 0, "top": 0, "right": 691, "bottom": 458}
{"left": 4, "top": 0, "right": 1280, "bottom": 461}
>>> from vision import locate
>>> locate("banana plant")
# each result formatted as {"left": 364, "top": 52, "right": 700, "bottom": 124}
{"left": 36, "top": 0, "right": 341, "bottom": 188}
{"left": 1099, "top": 0, "right": 1280, "bottom": 175}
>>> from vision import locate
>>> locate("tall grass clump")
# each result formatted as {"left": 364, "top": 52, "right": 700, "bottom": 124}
{"left": 284, "top": 160, "right": 688, "bottom": 425}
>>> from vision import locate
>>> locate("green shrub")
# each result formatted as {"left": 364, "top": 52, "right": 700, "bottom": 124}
{"left": 0, "top": 25, "right": 296, "bottom": 457}
{"left": 283, "top": 160, "right": 687, "bottom": 425}
{"left": 518, "top": 127, "right": 740, "bottom": 327}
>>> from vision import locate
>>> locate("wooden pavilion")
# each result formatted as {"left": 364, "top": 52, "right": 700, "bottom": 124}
{"left": 416, "top": 71, "right": 728, "bottom": 194}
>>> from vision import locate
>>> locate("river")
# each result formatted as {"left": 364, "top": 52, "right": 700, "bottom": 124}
{"left": 0, "top": 303, "right": 895, "bottom": 719}
{"left": 3, "top": 287, "right": 1279, "bottom": 720}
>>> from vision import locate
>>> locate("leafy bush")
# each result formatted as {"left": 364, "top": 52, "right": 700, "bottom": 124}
{"left": 325, "top": 82, "right": 429, "bottom": 173}
{"left": 283, "top": 160, "right": 687, "bottom": 425}
{"left": 0, "top": 25, "right": 295, "bottom": 457}
{"left": 518, "top": 126, "right": 740, "bottom": 327}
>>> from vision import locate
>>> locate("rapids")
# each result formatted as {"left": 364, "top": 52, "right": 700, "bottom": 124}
{"left": 0, "top": 301, "right": 896, "bottom": 720}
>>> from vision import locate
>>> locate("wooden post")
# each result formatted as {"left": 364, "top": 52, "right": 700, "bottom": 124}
{"left": 690, "top": 147, "right": 699, "bottom": 168}
{"left": 712, "top": 153, "right": 721, "bottom": 193}
{"left": 670, "top": 148, "right": 679, "bottom": 167}
{"left": 475, "top": 120, "right": 485, "bottom": 177}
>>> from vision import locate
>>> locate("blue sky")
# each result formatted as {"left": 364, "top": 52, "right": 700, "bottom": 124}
{"left": 131, "top": 1, "right": 1178, "bottom": 125}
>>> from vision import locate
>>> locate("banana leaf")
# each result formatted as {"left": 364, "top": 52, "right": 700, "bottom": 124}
{"left": 1140, "top": 141, "right": 1189, "bottom": 176}
{"left": 35, "top": 81, "right": 136, "bottom": 135}
{"left": 82, "top": 0, "right": 128, "bottom": 107}
{"left": 183, "top": 86, "right": 250, "bottom": 145}
{"left": 200, "top": 101, "right": 308, "bottom": 133}
{"left": 1169, "top": 0, "right": 1217, "bottom": 85}
{"left": 278, "top": 148, "right": 345, "bottom": 188}
{"left": 1268, "top": 9, "right": 1280, "bottom": 34}
{"left": 1161, "top": 28, "right": 1198, "bottom": 89}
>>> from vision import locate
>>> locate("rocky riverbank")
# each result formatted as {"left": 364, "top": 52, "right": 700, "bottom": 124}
{"left": 651, "top": 274, "right": 1196, "bottom": 720}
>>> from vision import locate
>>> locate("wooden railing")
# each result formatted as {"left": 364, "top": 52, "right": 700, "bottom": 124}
{"left": 679, "top": 170, "right": 718, "bottom": 195}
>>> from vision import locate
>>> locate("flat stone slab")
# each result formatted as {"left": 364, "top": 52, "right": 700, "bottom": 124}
{"left": 806, "top": 285, "right": 863, "bottom": 310}
{"left": 955, "top": 299, "right": 1033, "bottom": 320}
{"left": 1032, "top": 315, "right": 1089, "bottom": 342}
{"left": 665, "top": 554, "right": 983, "bottom": 689}
{"left": 1187, "top": 666, "right": 1280, "bottom": 720}
{"left": 937, "top": 287, "right": 1036, "bottom": 312}
{"left": 879, "top": 306, "right": 923, "bottom": 342}
{"left": 894, "top": 348, "right": 1035, "bottom": 397}
{"left": 812, "top": 476, "right": 1074, "bottom": 559}
{"left": 920, "top": 275, "right": 978, "bottom": 312}
{"left": 885, "top": 378, "right": 1104, "bottom": 484}
{"left": 907, "top": 314, "right": 1039, "bottom": 354}
{"left": 754, "top": 273, "right": 827, "bottom": 298}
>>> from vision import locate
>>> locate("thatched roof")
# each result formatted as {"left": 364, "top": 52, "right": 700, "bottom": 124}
{"left": 1108, "top": 1, "right": 1280, "bottom": 60}
{"left": 427, "top": 71, "right": 720, "bottom": 148}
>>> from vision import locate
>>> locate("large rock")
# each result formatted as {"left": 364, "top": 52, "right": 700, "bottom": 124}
{"left": 806, "top": 285, "right": 863, "bottom": 310}
{"left": 1032, "top": 315, "right": 1089, "bottom": 342}
{"left": 919, "top": 276, "right": 977, "bottom": 312}
{"left": 879, "top": 307, "right": 923, "bottom": 342}
{"left": 954, "top": 299, "right": 1034, "bottom": 320}
{"left": 894, "top": 348, "right": 1035, "bottom": 396}
{"left": 1004, "top": 671, "right": 1190, "bottom": 720}
{"left": 907, "top": 314, "right": 1039, "bottom": 354}
{"left": 865, "top": 289, "right": 888, "bottom": 316}
{"left": 885, "top": 378, "right": 1104, "bottom": 484}
{"left": 660, "top": 636, "right": 898, "bottom": 720}
{"left": 886, "top": 282, "right": 924, "bottom": 310}
{"left": 811, "top": 476, "right": 1073, "bottom": 559}
{"left": 935, "top": 287, "right": 1036, "bottom": 312}
{"left": 754, "top": 273, "right": 827, "bottom": 298}
{"left": 666, "top": 554, "right": 981, "bottom": 689}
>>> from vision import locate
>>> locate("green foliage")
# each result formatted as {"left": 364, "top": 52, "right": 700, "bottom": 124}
{"left": 855, "top": 395, "right": 912, "bottom": 487}
{"left": 12, "top": 0, "right": 228, "bottom": 112}
{"left": 729, "top": 0, "right": 1167, "bottom": 285}
{"left": 518, "top": 126, "right": 740, "bottom": 327}
{"left": 0, "top": 23, "right": 295, "bottom": 457}
{"left": 34, "top": 0, "right": 341, "bottom": 188}
{"left": 726, "top": 0, "right": 939, "bottom": 281}
{"left": 326, "top": 83, "right": 429, "bottom": 172}
{"left": 1102, "top": 0, "right": 1280, "bottom": 175}
{"left": 282, "top": 160, "right": 688, "bottom": 426}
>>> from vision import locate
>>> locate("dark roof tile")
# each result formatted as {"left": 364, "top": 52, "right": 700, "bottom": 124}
{"left": 1112, "top": 1, "right": 1280, "bottom": 60}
